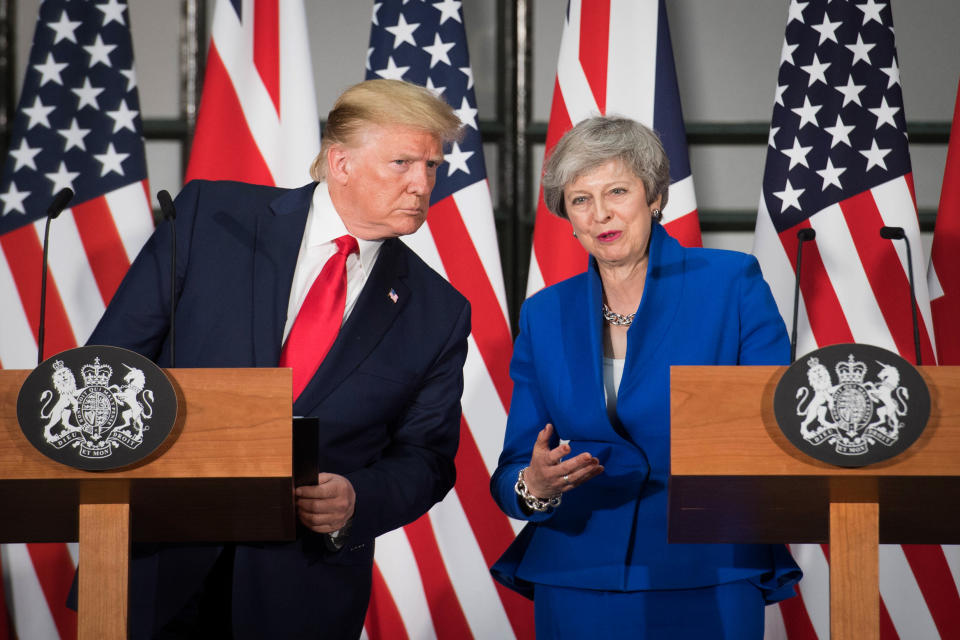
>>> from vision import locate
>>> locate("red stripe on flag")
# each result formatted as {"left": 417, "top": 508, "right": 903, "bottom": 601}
{"left": 365, "top": 563, "right": 410, "bottom": 640}
{"left": 777, "top": 584, "right": 818, "bottom": 640}
{"left": 901, "top": 544, "right": 960, "bottom": 637}
{"left": 253, "top": 0, "right": 280, "bottom": 115}
{"left": 454, "top": 417, "right": 534, "bottom": 639}
{"left": 25, "top": 544, "right": 76, "bottom": 640}
{"left": 841, "top": 189, "right": 936, "bottom": 364}
{"left": 663, "top": 209, "right": 703, "bottom": 248}
{"left": 777, "top": 221, "right": 855, "bottom": 346}
{"left": 931, "top": 80, "right": 960, "bottom": 365}
{"left": 879, "top": 597, "right": 900, "bottom": 640}
{"left": 403, "top": 517, "right": 473, "bottom": 639}
{"left": 0, "top": 225, "right": 78, "bottom": 360}
{"left": 185, "top": 43, "right": 275, "bottom": 185}
{"left": 578, "top": 0, "right": 610, "bottom": 114}
{"left": 71, "top": 197, "right": 131, "bottom": 306}
{"left": 428, "top": 195, "right": 513, "bottom": 407}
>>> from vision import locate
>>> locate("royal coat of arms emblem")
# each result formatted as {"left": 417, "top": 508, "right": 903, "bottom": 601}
{"left": 18, "top": 345, "right": 177, "bottom": 470}
{"left": 774, "top": 344, "right": 930, "bottom": 467}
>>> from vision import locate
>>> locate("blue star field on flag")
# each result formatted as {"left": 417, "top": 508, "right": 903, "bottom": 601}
{"left": 763, "top": 0, "right": 910, "bottom": 232}
{"left": 366, "top": 0, "right": 486, "bottom": 205}
{"left": 0, "top": 0, "right": 146, "bottom": 233}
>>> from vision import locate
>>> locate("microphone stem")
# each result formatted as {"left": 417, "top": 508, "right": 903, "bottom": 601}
{"left": 38, "top": 217, "right": 53, "bottom": 365}
{"left": 170, "top": 220, "right": 176, "bottom": 368}
{"left": 791, "top": 238, "right": 805, "bottom": 363}
{"left": 903, "top": 238, "right": 921, "bottom": 365}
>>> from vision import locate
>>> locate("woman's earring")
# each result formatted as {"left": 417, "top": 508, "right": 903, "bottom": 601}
{"left": 572, "top": 230, "right": 578, "bottom": 238}
{"left": 652, "top": 208, "right": 663, "bottom": 222}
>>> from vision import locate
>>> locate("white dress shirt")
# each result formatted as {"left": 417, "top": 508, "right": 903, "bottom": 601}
{"left": 282, "top": 182, "right": 383, "bottom": 345}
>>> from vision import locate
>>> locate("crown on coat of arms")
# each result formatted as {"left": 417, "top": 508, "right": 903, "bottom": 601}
{"left": 81, "top": 357, "right": 112, "bottom": 386}
{"left": 835, "top": 355, "right": 867, "bottom": 384}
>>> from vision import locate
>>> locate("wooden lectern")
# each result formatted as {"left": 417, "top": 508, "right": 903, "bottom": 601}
{"left": 0, "top": 368, "right": 295, "bottom": 640}
{"left": 669, "top": 365, "right": 960, "bottom": 640}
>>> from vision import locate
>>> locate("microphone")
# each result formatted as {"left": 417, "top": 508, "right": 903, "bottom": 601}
{"left": 880, "top": 226, "right": 922, "bottom": 365}
{"left": 791, "top": 227, "right": 816, "bottom": 362}
{"left": 38, "top": 188, "right": 75, "bottom": 364}
{"left": 157, "top": 190, "right": 178, "bottom": 368}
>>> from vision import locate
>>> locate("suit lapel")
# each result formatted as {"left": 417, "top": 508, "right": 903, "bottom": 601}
{"left": 560, "top": 261, "right": 608, "bottom": 426}
{"left": 618, "top": 223, "right": 686, "bottom": 397}
{"left": 294, "top": 237, "right": 410, "bottom": 415}
{"left": 252, "top": 183, "right": 316, "bottom": 367}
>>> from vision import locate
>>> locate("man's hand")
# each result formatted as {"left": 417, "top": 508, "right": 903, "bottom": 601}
{"left": 295, "top": 473, "right": 356, "bottom": 534}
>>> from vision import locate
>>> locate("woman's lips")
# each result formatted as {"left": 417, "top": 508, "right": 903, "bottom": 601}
{"left": 597, "top": 230, "right": 622, "bottom": 242}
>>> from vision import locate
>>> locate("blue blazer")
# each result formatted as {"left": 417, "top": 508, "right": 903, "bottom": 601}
{"left": 490, "top": 224, "right": 800, "bottom": 601}
{"left": 88, "top": 180, "right": 470, "bottom": 637}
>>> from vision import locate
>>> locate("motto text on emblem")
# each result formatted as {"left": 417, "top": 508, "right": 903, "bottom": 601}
{"left": 40, "top": 357, "right": 154, "bottom": 459}
{"left": 18, "top": 345, "right": 178, "bottom": 471}
{"left": 774, "top": 343, "right": 930, "bottom": 468}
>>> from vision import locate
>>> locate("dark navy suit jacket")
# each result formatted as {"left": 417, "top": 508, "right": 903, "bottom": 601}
{"left": 490, "top": 223, "right": 800, "bottom": 601}
{"left": 88, "top": 180, "right": 470, "bottom": 638}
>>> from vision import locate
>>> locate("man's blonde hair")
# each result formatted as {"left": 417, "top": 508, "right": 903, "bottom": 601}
{"left": 310, "top": 79, "right": 463, "bottom": 181}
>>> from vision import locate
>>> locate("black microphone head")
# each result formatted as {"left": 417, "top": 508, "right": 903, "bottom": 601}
{"left": 157, "top": 190, "right": 176, "bottom": 220}
{"left": 797, "top": 228, "right": 816, "bottom": 242}
{"left": 47, "top": 188, "right": 74, "bottom": 219}
{"left": 880, "top": 226, "right": 905, "bottom": 239}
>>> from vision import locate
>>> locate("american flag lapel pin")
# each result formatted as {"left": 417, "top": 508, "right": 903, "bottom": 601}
{"left": 388, "top": 288, "right": 399, "bottom": 304}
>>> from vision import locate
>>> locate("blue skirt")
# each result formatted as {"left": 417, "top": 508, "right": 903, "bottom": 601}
{"left": 533, "top": 580, "right": 765, "bottom": 640}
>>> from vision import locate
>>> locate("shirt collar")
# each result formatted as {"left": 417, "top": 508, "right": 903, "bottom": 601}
{"left": 308, "top": 181, "right": 382, "bottom": 274}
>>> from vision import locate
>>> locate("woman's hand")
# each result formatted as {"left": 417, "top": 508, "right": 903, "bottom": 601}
{"left": 524, "top": 423, "right": 604, "bottom": 498}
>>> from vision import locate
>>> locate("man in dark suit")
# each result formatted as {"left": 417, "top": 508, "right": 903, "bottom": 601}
{"left": 87, "top": 79, "right": 469, "bottom": 639}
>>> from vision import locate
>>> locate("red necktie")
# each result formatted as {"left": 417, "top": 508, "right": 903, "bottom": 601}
{"left": 279, "top": 234, "right": 359, "bottom": 399}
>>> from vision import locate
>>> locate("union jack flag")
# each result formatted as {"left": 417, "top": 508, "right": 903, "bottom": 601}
{"left": 752, "top": 1, "right": 960, "bottom": 638}
{"left": 526, "top": 0, "right": 701, "bottom": 295}
{"left": 364, "top": 1, "right": 531, "bottom": 638}
{"left": 0, "top": 1, "right": 153, "bottom": 637}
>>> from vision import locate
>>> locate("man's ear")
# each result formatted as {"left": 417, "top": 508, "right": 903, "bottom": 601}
{"left": 327, "top": 145, "right": 351, "bottom": 186}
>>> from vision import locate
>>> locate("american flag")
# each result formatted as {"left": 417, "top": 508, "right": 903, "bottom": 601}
{"left": 928, "top": 78, "right": 960, "bottom": 367}
{"left": 751, "top": 1, "right": 960, "bottom": 638}
{"left": 0, "top": 1, "right": 153, "bottom": 637}
{"left": 185, "top": 0, "right": 319, "bottom": 187}
{"left": 526, "top": 0, "right": 701, "bottom": 295}
{"left": 364, "top": 1, "right": 531, "bottom": 638}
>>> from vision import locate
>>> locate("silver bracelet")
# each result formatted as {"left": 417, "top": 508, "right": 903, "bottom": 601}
{"left": 514, "top": 467, "right": 561, "bottom": 512}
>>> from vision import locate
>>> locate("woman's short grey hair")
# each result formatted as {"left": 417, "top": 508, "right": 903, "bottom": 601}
{"left": 541, "top": 116, "right": 670, "bottom": 219}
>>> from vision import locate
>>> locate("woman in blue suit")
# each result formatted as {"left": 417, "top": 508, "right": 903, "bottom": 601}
{"left": 490, "top": 116, "right": 801, "bottom": 638}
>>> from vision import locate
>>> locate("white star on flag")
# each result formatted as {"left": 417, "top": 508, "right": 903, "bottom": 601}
{"left": 816, "top": 158, "right": 846, "bottom": 190}
{"left": 72, "top": 77, "right": 104, "bottom": 110}
{"left": 859, "top": 138, "right": 891, "bottom": 171}
{"left": 47, "top": 10, "right": 82, "bottom": 44}
{"left": 846, "top": 33, "right": 875, "bottom": 65}
{"left": 458, "top": 66, "right": 473, "bottom": 89}
{"left": 93, "top": 142, "right": 129, "bottom": 176}
{"left": 444, "top": 142, "right": 473, "bottom": 176}
{"left": 856, "top": 0, "right": 885, "bottom": 25}
{"left": 792, "top": 96, "right": 821, "bottom": 129}
{"left": 9, "top": 139, "right": 42, "bottom": 172}
{"left": 105, "top": 99, "right": 138, "bottom": 133}
{"left": 834, "top": 75, "right": 865, "bottom": 106}
{"left": 45, "top": 160, "right": 80, "bottom": 192}
{"left": 33, "top": 53, "right": 69, "bottom": 87}
{"left": 800, "top": 53, "right": 830, "bottom": 87}
{"left": 385, "top": 14, "right": 419, "bottom": 48}
{"left": 22, "top": 97, "right": 55, "bottom": 129}
{"left": 0, "top": 182, "right": 30, "bottom": 215}
{"left": 773, "top": 178, "right": 805, "bottom": 211}
{"left": 374, "top": 56, "right": 409, "bottom": 80}
{"left": 880, "top": 59, "right": 900, "bottom": 88}
{"left": 782, "top": 137, "right": 813, "bottom": 169}
{"left": 811, "top": 15, "right": 841, "bottom": 44}
{"left": 57, "top": 117, "right": 91, "bottom": 151}
{"left": 869, "top": 96, "right": 899, "bottom": 129}
{"left": 453, "top": 97, "right": 477, "bottom": 130}
{"left": 824, "top": 114, "right": 855, "bottom": 147}
{"left": 422, "top": 33, "right": 455, "bottom": 68}
{"left": 83, "top": 34, "right": 116, "bottom": 68}
{"left": 432, "top": 0, "right": 462, "bottom": 25}
{"left": 96, "top": 0, "right": 127, "bottom": 27}
{"left": 120, "top": 67, "right": 136, "bottom": 91}
{"left": 787, "top": 0, "right": 808, "bottom": 25}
